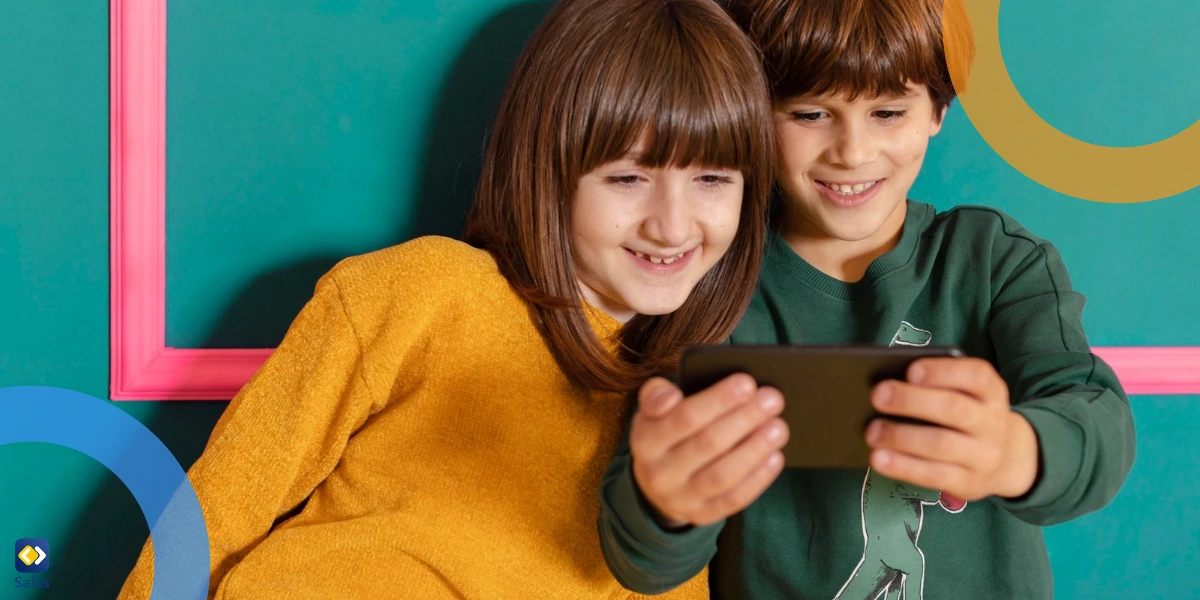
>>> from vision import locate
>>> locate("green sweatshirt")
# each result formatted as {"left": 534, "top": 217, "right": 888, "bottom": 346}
{"left": 598, "top": 201, "right": 1136, "bottom": 599}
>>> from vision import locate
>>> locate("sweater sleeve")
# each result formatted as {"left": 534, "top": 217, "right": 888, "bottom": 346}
{"left": 597, "top": 427, "right": 724, "bottom": 594}
{"left": 117, "top": 268, "right": 380, "bottom": 599}
{"left": 987, "top": 240, "right": 1136, "bottom": 526}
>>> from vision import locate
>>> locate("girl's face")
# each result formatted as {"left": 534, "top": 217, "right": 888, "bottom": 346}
{"left": 774, "top": 84, "right": 946, "bottom": 246}
{"left": 571, "top": 150, "right": 744, "bottom": 324}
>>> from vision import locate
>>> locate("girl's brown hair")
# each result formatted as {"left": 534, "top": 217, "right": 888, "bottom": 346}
{"left": 721, "top": 0, "right": 976, "bottom": 117}
{"left": 464, "top": 0, "right": 775, "bottom": 394}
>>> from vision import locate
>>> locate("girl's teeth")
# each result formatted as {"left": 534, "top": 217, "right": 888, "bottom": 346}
{"left": 632, "top": 250, "right": 687, "bottom": 265}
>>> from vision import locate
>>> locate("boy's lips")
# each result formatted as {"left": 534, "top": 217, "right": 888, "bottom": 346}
{"left": 814, "top": 178, "right": 885, "bottom": 208}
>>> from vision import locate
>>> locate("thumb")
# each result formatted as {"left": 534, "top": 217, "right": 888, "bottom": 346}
{"left": 638, "top": 377, "right": 683, "bottom": 419}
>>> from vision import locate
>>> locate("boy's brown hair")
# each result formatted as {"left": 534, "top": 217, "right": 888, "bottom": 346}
{"left": 464, "top": 0, "right": 775, "bottom": 394}
{"left": 722, "top": 0, "right": 975, "bottom": 117}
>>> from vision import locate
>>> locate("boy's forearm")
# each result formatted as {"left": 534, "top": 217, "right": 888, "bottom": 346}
{"left": 987, "top": 242, "right": 1136, "bottom": 525}
{"left": 996, "top": 358, "right": 1136, "bottom": 525}
{"left": 597, "top": 442, "right": 723, "bottom": 594}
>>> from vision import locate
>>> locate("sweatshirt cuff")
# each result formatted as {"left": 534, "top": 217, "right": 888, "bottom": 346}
{"left": 601, "top": 461, "right": 722, "bottom": 592}
{"left": 611, "top": 461, "right": 723, "bottom": 551}
{"left": 997, "top": 406, "right": 1085, "bottom": 519}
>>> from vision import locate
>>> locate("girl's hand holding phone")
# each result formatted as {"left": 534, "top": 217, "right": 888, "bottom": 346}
{"left": 629, "top": 375, "right": 789, "bottom": 528}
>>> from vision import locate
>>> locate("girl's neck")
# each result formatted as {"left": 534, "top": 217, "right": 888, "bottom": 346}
{"left": 780, "top": 202, "right": 907, "bottom": 283}
{"left": 577, "top": 281, "right": 636, "bottom": 324}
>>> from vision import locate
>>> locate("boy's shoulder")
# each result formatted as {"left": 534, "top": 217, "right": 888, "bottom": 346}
{"left": 928, "top": 203, "right": 1047, "bottom": 247}
{"left": 921, "top": 202, "right": 1056, "bottom": 262}
{"left": 915, "top": 202, "right": 1075, "bottom": 294}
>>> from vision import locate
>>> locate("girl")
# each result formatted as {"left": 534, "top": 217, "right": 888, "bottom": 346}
{"left": 118, "top": 0, "right": 774, "bottom": 598}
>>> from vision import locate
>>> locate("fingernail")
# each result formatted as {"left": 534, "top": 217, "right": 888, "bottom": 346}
{"left": 866, "top": 421, "right": 882, "bottom": 444}
{"left": 874, "top": 384, "right": 892, "bottom": 407}
{"left": 909, "top": 364, "right": 926, "bottom": 384}
{"left": 766, "top": 422, "right": 784, "bottom": 442}
{"left": 759, "top": 390, "right": 781, "bottom": 412}
{"left": 656, "top": 384, "right": 674, "bottom": 403}
{"left": 767, "top": 452, "right": 784, "bottom": 469}
{"left": 874, "top": 450, "right": 891, "bottom": 468}
{"left": 738, "top": 375, "right": 758, "bottom": 397}
{"left": 651, "top": 385, "right": 674, "bottom": 409}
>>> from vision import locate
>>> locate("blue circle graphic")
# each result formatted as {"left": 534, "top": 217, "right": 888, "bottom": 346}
{"left": 0, "top": 386, "right": 209, "bottom": 599}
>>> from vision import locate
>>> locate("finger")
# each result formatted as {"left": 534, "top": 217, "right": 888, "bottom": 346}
{"left": 692, "top": 450, "right": 786, "bottom": 527}
{"left": 664, "top": 387, "right": 785, "bottom": 476}
{"left": 637, "top": 377, "right": 684, "bottom": 419}
{"left": 865, "top": 419, "right": 982, "bottom": 467}
{"left": 908, "top": 357, "right": 1008, "bottom": 406}
{"left": 870, "top": 450, "right": 981, "bottom": 501}
{"left": 686, "top": 417, "right": 788, "bottom": 499}
{"left": 872, "top": 381, "right": 986, "bottom": 433}
{"left": 636, "top": 373, "right": 760, "bottom": 453}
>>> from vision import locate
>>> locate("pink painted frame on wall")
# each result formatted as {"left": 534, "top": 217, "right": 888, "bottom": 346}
{"left": 109, "top": 0, "right": 1200, "bottom": 400}
{"left": 110, "top": 0, "right": 270, "bottom": 400}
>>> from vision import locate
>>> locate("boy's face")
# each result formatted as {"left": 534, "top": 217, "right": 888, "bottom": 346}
{"left": 773, "top": 84, "right": 946, "bottom": 244}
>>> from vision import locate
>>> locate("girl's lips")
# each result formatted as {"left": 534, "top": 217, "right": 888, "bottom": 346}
{"left": 625, "top": 246, "right": 697, "bottom": 274}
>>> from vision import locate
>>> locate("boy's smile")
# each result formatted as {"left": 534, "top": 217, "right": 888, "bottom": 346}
{"left": 813, "top": 177, "right": 885, "bottom": 209}
{"left": 773, "top": 84, "right": 946, "bottom": 280}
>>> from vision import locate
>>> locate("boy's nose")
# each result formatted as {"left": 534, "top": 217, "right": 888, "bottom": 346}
{"left": 828, "top": 122, "right": 877, "bottom": 169}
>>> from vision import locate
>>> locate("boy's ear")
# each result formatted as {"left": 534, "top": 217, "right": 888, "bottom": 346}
{"left": 930, "top": 105, "right": 949, "bottom": 137}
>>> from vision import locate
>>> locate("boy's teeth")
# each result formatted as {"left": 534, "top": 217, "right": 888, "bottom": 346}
{"left": 650, "top": 256, "right": 663, "bottom": 264}
{"left": 826, "top": 181, "right": 877, "bottom": 195}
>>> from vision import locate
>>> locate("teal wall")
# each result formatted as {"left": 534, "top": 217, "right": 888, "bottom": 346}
{"left": 1, "top": 0, "right": 1197, "bottom": 597}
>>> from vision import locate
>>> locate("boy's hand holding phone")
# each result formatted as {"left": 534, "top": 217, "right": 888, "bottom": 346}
{"left": 629, "top": 375, "right": 789, "bottom": 528}
{"left": 865, "top": 357, "right": 1041, "bottom": 502}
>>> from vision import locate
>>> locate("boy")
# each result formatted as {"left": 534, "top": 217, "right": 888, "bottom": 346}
{"left": 597, "top": 0, "right": 1136, "bottom": 598}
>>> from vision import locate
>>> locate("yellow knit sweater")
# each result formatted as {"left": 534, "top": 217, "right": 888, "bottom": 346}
{"left": 117, "top": 236, "right": 708, "bottom": 599}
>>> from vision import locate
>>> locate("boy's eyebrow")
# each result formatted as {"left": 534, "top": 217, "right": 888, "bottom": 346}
{"left": 782, "top": 88, "right": 924, "bottom": 106}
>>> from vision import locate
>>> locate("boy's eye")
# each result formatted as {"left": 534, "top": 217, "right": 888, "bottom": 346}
{"left": 790, "top": 111, "right": 826, "bottom": 122}
{"left": 874, "top": 110, "right": 908, "bottom": 121}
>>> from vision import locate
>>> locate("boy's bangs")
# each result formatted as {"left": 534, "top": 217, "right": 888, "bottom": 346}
{"left": 767, "top": 0, "right": 945, "bottom": 102}
{"left": 576, "top": 19, "right": 762, "bottom": 176}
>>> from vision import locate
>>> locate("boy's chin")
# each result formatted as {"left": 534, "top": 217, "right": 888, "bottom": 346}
{"left": 812, "top": 214, "right": 894, "bottom": 243}
{"left": 809, "top": 201, "right": 904, "bottom": 243}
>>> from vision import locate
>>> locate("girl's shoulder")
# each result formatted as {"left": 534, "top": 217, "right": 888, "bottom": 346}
{"left": 320, "top": 235, "right": 513, "bottom": 312}
{"left": 352, "top": 235, "right": 498, "bottom": 276}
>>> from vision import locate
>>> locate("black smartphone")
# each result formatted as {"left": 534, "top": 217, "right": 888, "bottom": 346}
{"left": 678, "top": 344, "right": 965, "bottom": 469}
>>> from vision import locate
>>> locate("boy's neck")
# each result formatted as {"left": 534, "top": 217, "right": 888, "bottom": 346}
{"left": 780, "top": 201, "right": 908, "bottom": 283}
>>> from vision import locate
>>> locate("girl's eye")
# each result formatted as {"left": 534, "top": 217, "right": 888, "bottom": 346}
{"left": 605, "top": 175, "right": 642, "bottom": 187}
{"left": 875, "top": 110, "right": 908, "bottom": 121}
{"left": 698, "top": 174, "right": 735, "bottom": 186}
